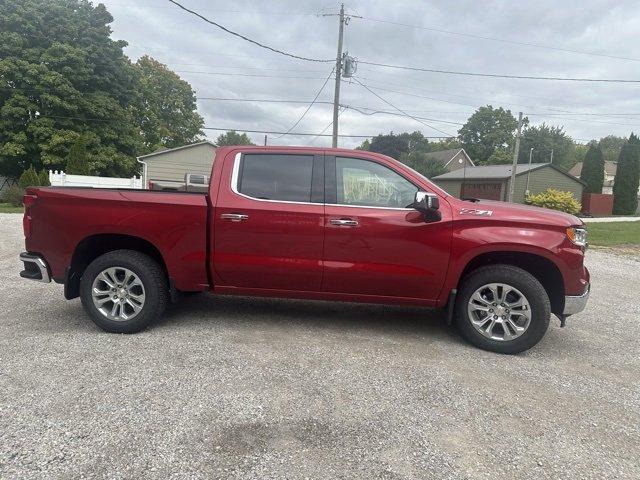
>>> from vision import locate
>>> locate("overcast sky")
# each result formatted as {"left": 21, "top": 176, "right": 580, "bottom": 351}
{"left": 101, "top": 0, "right": 640, "bottom": 149}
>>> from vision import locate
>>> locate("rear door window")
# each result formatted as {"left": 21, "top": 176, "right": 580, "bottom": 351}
{"left": 238, "top": 154, "right": 314, "bottom": 202}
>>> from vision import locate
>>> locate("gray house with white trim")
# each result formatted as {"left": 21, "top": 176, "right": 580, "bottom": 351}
{"left": 137, "top": 141, "right": 216, "bottom": 189}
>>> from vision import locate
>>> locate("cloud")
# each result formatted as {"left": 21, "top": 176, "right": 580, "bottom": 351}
{"left": 103, "top": 0, "right": 640, "bottom": 148}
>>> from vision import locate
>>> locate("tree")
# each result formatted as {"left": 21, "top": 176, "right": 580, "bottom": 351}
{"left": 598, "top": 135, "right": 626, "bottom": 164}
{"left": 458, "top": 106, "right": 522, "bottom": 165}
{"left": 132, "top": 56, "right": 204, "bottom": 152}
{"left": 399, "top": 151, "right": 447, "bottom": 179}
{"left": 38, "top": 169, "right": 50, "bottom": 186}
{"left": 0, "top": 0, "right": 141, "bottom": 177}
{"left": 368, "top": 132, "right": 411, "bottom": 159}
{"left": 612, "top": 134, "right": 640, "bottom": 215}
{"left": 215, "top": 130, "right": 254, "bottom": 147}
{"left": 0, "top": 0, "right": 205, "bottom": 179}
{"left": 580, "top": 143, "right": 605, "bottom": 194}
{"left": 486, "top": 147, "right": 513, "bottom": 165}
{"left": 18, "top": 166, "right": 40, "bottom": 189}
{"left": 66, "top": 135, "right": 91, "bottom": 175}
{"left": 519, "top": 123, "right": 576, "bottom": 170}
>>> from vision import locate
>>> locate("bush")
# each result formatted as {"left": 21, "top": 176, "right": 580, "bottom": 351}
{"left": 526, "top": 189, "right": 581, "bottom": 215}
{"left": 38, "top": 169, "right": 50, "bottom": 186}
{"left": 2, "top": 185, "right": 26, "bottom": 207}
{"left": 18, "top": 166, "right": 40, "bottom": 189}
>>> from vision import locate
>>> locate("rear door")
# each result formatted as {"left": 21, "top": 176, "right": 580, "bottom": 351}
{"left": 322, "top": 154, "right": 451, "bottom": 301}
{"left": 212, "top": 150, "right": 325, "bottom": 291}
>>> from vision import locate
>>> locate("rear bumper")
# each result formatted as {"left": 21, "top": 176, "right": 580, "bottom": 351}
{"left": 563, "top": 283, "right": 590, "bottom": 316}
{"left": 19, "top": 252, "right": 51, "bottom": 283}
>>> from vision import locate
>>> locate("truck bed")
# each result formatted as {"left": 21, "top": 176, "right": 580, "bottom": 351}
{"left": 23, "top": 186, "right": 210, "bottom": 292}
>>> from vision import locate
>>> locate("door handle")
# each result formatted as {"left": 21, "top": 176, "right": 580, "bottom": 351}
{"left": 330, "top": 218, "right": 358, "bottom": 227}
{"left": 220, "top": 213, "right": 249, "bottom": 222}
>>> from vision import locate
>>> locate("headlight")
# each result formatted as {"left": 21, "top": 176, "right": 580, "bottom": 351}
{"left": 567, "top": 227, "right": 587, "bottom": 247}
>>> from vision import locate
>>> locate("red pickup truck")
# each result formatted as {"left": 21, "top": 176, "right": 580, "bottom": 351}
{"left": 19, "top": 146, "right": 590, "bottom": 353}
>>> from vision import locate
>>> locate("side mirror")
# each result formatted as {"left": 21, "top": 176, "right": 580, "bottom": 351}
{"left": 413, "top": 191, "right": 441, "bottom": 222}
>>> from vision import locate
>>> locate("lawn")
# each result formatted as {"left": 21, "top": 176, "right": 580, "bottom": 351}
{"left": 587, "top": 221, "right": 640, "bottom": 246}
{"left": 0, "top": 203, "right": 23, "bottom": 214}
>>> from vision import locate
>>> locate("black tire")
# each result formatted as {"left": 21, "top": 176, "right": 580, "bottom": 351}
{"left": 80, "top": 250, "right": 168, "bottom": 333}
{"left": 454, "top": 265, "right": 550, "bottom": 354}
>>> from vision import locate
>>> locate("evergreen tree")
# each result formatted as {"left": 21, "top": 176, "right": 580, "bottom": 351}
{"left": 38, "top": 169, "right": 50, "bottom": 186}
{"left": 18, "top": 166, "right": 40, "bottom": 188}
{"left": 612, "top": 133, "right": 640, "bottom": 215}
{"left": 580, "top": 143, "right": 605, "bottom": 194}
{"left": 66, "top": 135, "right": 91, "bottom": 175}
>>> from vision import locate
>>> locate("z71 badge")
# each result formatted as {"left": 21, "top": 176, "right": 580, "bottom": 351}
{"left": 459, "top": 208, "right": 493, "bottom": 216}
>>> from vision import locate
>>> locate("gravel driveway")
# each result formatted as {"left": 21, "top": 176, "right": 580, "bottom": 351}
{"left": 1, "top": 213, "right": 639, "bottom": 479}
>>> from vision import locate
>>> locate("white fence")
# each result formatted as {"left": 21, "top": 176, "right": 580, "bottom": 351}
{"left": 49, "top": 171, "right": 143, "bottom": 189}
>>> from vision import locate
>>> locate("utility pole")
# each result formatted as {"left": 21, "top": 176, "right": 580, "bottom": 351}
{"left": 331, "top": 4, "right": 345, "bottom": 148}
{"left": 508, "top": 111, "right": 523, "bottom": 202}
{"left": 264, "top": 134, "right": 267, "bottom": 146}
{"left": 550, "top": 148, "right": 554, "bottom": 164}
{"left": 525, "top": 147, "right": 534, "bottom": 196}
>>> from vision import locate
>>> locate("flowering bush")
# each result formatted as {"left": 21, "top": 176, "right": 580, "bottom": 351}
{"left": 526, "top": 189, "right": 581, "bottom": 215}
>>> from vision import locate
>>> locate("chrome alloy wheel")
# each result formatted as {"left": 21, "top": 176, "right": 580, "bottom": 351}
{"left": 467, "top": 283, "right": 532, "bottom": 342}
{"left": 91, "top": 267, "right": 146, "bottom": 321}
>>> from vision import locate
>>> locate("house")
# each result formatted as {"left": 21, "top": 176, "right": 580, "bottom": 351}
{"left": 432, "top": 163, "right": 585, "bottom": 203}
{"left": 136, "top": 141, "right": 216, "bottom": 189}
{"left": 423, "top": 148, "right": 475, "bottom": 172}
{"left": 569, "top": 161, "right": 617, "bottom": 194}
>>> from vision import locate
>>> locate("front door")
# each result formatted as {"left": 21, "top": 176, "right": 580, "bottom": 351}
{"left": 212, "top": 151, "right": 325, "bottom": 291}
{"left": 322, "top": 155, "right": 451, "bottom": 301}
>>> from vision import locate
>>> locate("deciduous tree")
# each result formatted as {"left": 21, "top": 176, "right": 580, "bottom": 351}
{"left": 215, "top": 130, "right": 254, "bottom": 147}
{"left": 458, "top": 106, "right": 521, "bottom": 165}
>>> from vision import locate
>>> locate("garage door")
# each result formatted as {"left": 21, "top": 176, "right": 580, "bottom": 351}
{"left": 460, "top": 182, "right": 503, "bottom": 201}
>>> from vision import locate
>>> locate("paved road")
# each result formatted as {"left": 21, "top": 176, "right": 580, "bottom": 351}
{"left": 1, "top": 213, "right": 639, "bottom": 479}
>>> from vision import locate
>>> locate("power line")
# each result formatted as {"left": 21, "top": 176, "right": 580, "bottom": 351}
{"left": 202, "top": 126, "right": 451, "bottom": 139}
{"left": 351, "top": 78, "right": 457, "bottom": 136}
{"left": 358, "top": 60, "right": 640, "bottom": 83}
{"left": 273, "top": 67, "right": 335, "bottom": 138}
{"left": 341, "top": 104, "right": 464, "bottom": 125}
{"left": 308, "top": 107, "right": 345, "bottom": 145}
{"left": 196, "top": 97, "right": 335, "bottom": 106}
{"left": 166, "top": 0, "right": 333, "bottom": 63}
{"left": 356, "top": 17, "right": 640, "bottom": 63}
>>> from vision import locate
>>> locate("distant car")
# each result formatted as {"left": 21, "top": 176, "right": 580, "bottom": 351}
{"left": 19, "top": 146, "right": 590, "bottom": 354}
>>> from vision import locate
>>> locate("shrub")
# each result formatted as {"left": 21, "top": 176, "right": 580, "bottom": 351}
{"left": 2, "top": 185, "right": 26, "bottom": 207}
{"left": 38, "top": 169, "right": 50, "bottom": 186}
{"left": 18, "top": 166, "right": 40, "bottom": 189}
{"left": 526, "top": 189, "right": 581, "bottom": 215}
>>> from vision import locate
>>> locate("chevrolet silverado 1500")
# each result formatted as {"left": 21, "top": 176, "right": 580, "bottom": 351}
{"left": 19, "top": 146, "right": 590, "bottom": 353}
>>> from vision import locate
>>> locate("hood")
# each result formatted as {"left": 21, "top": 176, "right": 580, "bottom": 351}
{"left": 451, "top": 198, "right": 583, "bottom": 228}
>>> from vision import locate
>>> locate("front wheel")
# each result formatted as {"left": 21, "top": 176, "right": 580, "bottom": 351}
{"left": 455, "top": 265, "right": 550, "bottom": 354}
{"left": 80, "top": 250, "right": 168, "bottom": 333}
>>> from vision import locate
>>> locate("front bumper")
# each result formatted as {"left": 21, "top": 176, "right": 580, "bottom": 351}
{"left": 19, "top": 252, "right": 51, "bottom": 283}
{"left": 563, "top": 283, "right": 590, "bottom": 316}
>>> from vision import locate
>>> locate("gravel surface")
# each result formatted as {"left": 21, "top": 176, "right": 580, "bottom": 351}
{"left": 1, "top": 213, "right": 639, "bottom": 479}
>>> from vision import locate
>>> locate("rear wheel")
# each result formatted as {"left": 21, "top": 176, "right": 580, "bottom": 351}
{"left": 80, "top": 250, "right": 168, "bottom": 333}
{"left": 455, "top": 265, "right": 550, "bottom": 354}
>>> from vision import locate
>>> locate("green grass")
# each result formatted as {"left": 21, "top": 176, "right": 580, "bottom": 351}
{"left": 0, "top": 203, "right": 23, "bottom": 213}
{"left": 587, "top": 221, "right": 640, "bottom": 246}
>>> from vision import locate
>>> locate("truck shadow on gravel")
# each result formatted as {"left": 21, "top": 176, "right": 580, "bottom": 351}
{"left": 159, "top": 292, "right": 458, "bottom": 343}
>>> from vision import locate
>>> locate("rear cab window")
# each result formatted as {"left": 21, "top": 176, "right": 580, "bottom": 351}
{"left": 235, "top": 153, "right": 323, "bottom": 203}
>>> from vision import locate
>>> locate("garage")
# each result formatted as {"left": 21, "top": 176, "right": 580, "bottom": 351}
{"left": 432, "top": 163, "right": 585, "bottom": 202}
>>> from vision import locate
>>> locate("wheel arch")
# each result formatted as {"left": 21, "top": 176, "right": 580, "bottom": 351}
{"left": 457, "top": 251, "right": 565, "bottom": 315}
{"left": 65, "top": 234, "right": 168, "bottom": 300}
